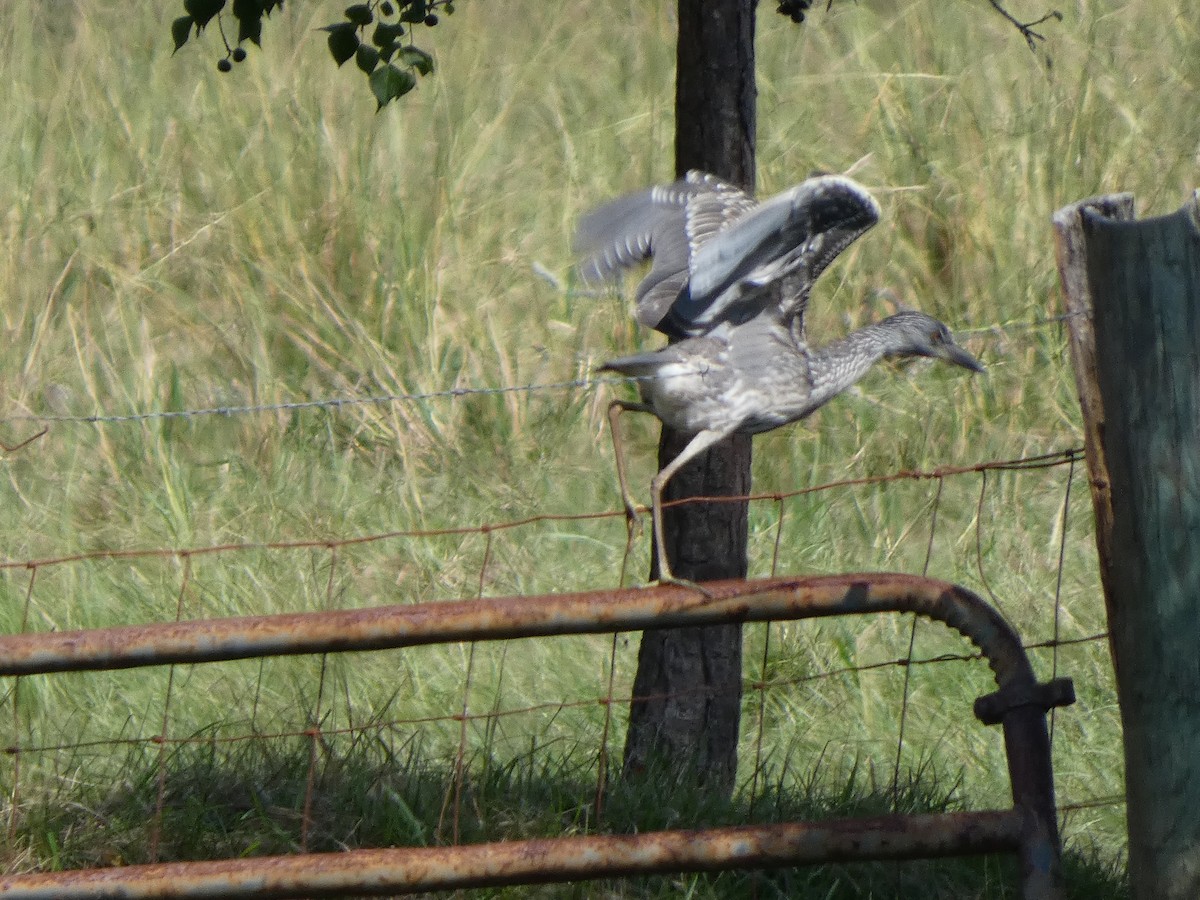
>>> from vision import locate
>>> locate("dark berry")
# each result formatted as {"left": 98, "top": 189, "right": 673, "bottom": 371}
{"left": 777, "top": 0, "right": 813, "bottom": 22}
{"left": 217, "top": 57, "right": 233, "bottom": 72}
{"left": 424, "top": 13, "right": 438, "bottom": 26}
{"left": 232, "top": 47, "right": 247, "bottom": 63}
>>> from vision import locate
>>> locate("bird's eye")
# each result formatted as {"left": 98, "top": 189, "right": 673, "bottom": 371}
{"left": 929, "top": 330, "right": 943, "bottom": 344}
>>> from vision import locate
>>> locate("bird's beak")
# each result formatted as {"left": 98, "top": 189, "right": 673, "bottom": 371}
{"left": 943, "top": 344, "right": 985, "bottom": 373}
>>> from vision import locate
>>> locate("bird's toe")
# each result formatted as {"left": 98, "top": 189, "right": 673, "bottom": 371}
{"left": 650, "top": 574, "right": 715, "bottom": 598}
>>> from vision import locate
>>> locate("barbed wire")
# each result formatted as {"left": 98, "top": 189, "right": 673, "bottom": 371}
{"left": 0, "top": 312, "right": 1079, "bottom": 430}
{"left": 0, "top": 447, "right": 1083, "bottom": 572}
{"left": 0, "top": 377, "right": 614, "bottom": 427}
{"left": 956, "top": 310, "right": 1081, "bottom": 337}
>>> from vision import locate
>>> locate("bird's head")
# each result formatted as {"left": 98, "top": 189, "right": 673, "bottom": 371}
{"left": 878, "top": 311, "right": 985, "bottom": 373}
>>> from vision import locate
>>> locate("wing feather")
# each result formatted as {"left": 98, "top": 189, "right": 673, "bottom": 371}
{"left": 576, "top": 172, "right": 878, "bottom": 338}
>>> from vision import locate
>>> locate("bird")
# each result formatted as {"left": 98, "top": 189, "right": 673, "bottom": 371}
{"left": 598, "top": 310, "right": 983, "bottom": 583}
{"left": 578, "top": 172, "right": 983, "bottom": 585}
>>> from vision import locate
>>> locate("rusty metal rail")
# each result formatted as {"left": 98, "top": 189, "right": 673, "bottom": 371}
{"left": 0, "top": 573, "right": 1073, "bottom": 899}
{"left": 0, "top": 810, "right": 1022, "bottom": 899}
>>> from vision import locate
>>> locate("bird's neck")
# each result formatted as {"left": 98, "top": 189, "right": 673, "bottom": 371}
{"left": 806, "top": 321, "right": 905, "bottom": 405}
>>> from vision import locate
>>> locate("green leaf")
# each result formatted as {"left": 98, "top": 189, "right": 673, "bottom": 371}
{"left": 232, "top": 0, "right": 263, "bottom": 45}
{"left": 324, "top": 22, "right": 360, "bottom": 66}
{"left": 399, "top": 0, "right": 427, "bottom": 24}
{"left": 238, "top": 16, "right": 263, "bottom": 45}
{"left": 369, "top": 63, "right": 416, "bottom": 108}
{"left": 399, "top": 45, "right": 433, "bottom": 76}
{"left": 355, "top": 44, "right": 380, "bottom": 74}
{"left": 344, "top": 3, "right": 373, "bottom": 26}
{"left": 371, "top": 21, "right": 405, "bottom": 47}
{"left": 171, "top": 16, "right": 194, "bottom": 53}
{"left": 183, "top": 0, "right": 226, "bottom": 31}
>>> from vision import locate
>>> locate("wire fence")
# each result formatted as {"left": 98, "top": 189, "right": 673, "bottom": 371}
{"left": 0, "top": 311, "right": 1076, "bottom": 431}
{"left": 0, "top": 304, "right": 1084, "bottom": 430}
{"left": 0, "top": 311, "right": 1123, "bottom": 884}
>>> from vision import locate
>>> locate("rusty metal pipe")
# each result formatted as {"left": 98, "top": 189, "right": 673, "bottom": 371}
{"left": 1002, "top": 704, "right": 1063, "bottom": 896}
{"left": 0, "top": 809, "right": 1022, "bottom": 899}
{"left": 0, "top": 573, "right": 1065, "bottom": 898}
{"left": 0, "top": 574, "right": 1033, "bottom": 685}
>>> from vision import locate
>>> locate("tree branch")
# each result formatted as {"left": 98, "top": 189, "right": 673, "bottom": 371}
{"left": 987, "top": 0, "right": 1062, "bottom": 52}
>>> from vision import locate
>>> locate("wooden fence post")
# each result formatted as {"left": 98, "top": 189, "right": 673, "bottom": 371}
{"left": 1053, "top": 191, "right": 1200, "bottom": 899}
{"left": 1051, "top": 194, "right": 1135, "bottom": 645}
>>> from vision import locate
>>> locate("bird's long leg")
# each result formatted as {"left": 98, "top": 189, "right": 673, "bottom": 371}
{"left": 607, "top": 399, "right": 654, "bottom": 530}
{"left": 650, "top": 425, "right": 738, "bottom": 589}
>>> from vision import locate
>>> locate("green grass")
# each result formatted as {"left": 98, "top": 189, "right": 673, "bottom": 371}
{"left": 3, "top": 0, "right": 1194, "bottom": 892}
{"left": 16, "top": 732, "right": 1128, "bottom": 898}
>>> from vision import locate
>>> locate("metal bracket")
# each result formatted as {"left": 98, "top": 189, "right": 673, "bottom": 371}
{"left": 974, "top": 677, "right": 1076, "bottom": 726}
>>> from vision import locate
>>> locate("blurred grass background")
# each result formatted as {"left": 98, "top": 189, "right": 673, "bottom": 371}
{"left": 2, "top": 0, "right": 1194, "bottom": 891}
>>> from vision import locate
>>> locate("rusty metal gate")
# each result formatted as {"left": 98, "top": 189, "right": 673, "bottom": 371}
{"left": 0, "top": 573, "right": 1073, "bottom": 899}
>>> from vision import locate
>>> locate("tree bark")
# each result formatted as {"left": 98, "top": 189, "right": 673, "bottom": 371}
{"left": 621, "top": 0, "right": 757, "bottom": 796}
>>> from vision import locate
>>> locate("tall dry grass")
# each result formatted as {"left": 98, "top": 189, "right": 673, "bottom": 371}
{"left": 1, "top": 0, "right": 1194, "bottom": 884}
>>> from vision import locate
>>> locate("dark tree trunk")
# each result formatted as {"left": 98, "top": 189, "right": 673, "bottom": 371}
{"left": 621, "top": 0, "right": 757, "bottom": 796}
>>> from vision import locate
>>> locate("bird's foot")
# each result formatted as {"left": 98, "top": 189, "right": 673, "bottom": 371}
{"left": 650, "top": 573, "right": 715, "bottom": 598}
{"left": 622, "top": 503, "right": 645, "bottom": 541}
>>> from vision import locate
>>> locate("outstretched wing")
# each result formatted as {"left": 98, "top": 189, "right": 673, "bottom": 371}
{"left": 574, "top": 172, "right": 756, "bottom": 333}
{"left": 576, "top": 172, "right": 878, "bottom": 339}
{"left": 670, "top": 175, "right": 880, "bottom": 338}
